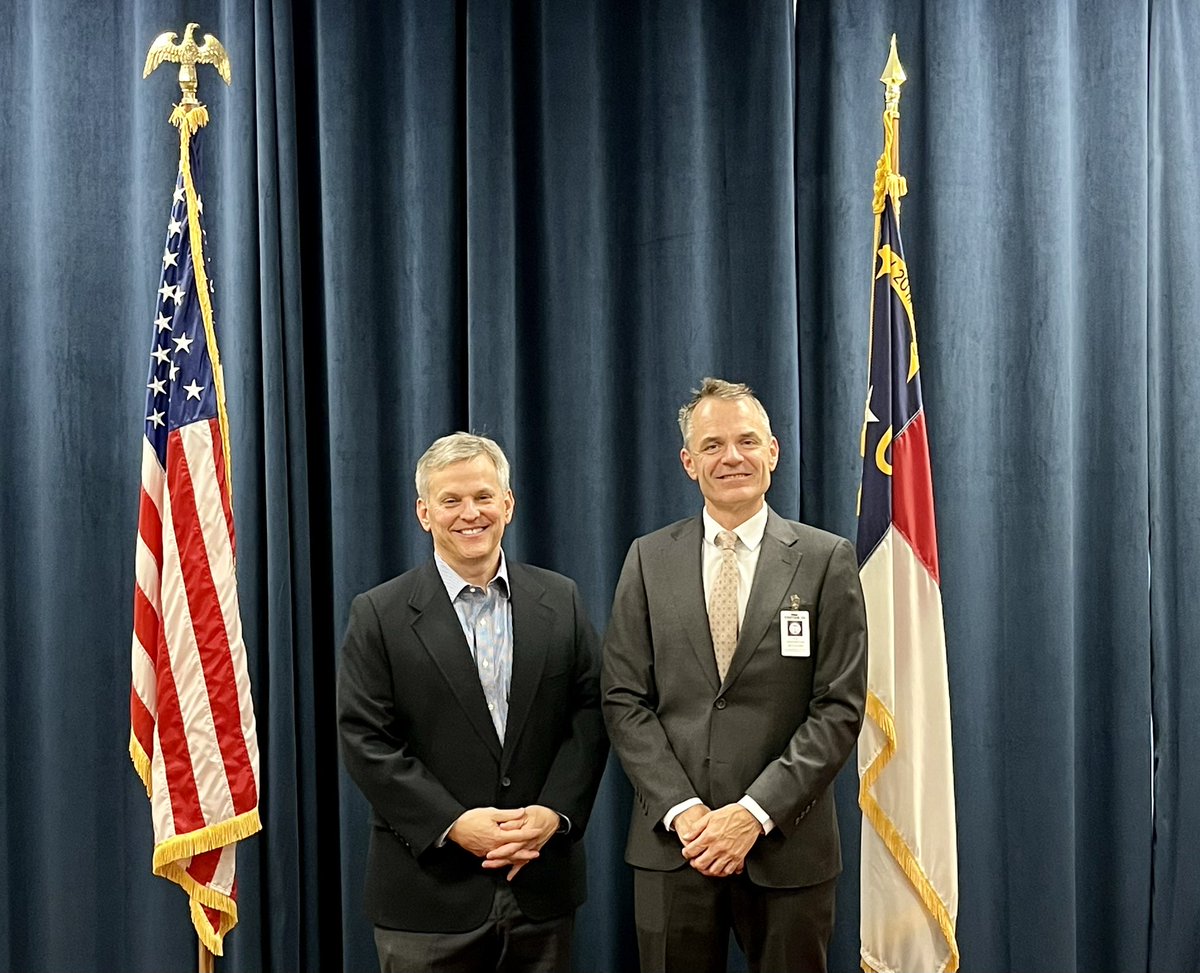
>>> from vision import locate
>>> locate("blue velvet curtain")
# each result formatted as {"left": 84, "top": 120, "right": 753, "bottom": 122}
{"left": 796, "top": 2, "right": 1200, "bottom": 970}
{"left": 1, "top": 1, "right": 1197, "bottom": 971}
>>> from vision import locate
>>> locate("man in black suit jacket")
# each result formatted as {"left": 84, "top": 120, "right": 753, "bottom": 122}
{"left": 603, "top": 378, "right": 867, "bottom": 973}
{"left": 339, "top": 433, "right": 608, "bottom": 973}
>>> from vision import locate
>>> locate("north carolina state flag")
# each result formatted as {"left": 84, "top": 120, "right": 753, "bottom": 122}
{"left": 856, "top": 174, "right": 959, "bottom": 973}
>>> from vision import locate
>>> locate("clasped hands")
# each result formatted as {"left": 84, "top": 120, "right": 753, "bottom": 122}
{"left": 448, "top": 805, "right": 560, "bottom": 881}
{"left": 674, "top": 803, "right": 763, "bottom": 878}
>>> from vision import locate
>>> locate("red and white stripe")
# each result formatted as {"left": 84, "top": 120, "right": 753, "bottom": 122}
{"left": 130, "top": 417, "right": 259, "bottom": 944}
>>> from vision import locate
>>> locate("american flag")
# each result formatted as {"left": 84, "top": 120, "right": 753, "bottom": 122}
{"left": 129, "top": 121, "right": 260, "bottom": 957}
{"left": 856, "top": 157, "right": 959, "bottom": 970}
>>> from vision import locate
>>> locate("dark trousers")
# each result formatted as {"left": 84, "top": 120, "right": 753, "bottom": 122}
{"left": 633, "top": 866, "right": 837, "bottom": 973}
{"left": 374, "top": 883, "right": 573, "bottom": 973}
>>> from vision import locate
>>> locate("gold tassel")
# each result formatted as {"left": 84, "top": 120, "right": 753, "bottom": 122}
{"left": 859, "top": 690, "right": 960, "bottom": 972}
{"left": 189, "top": 897, "right": 231, "bottom": 956}
{"left": 169, "top": 103, "right": 210, "bottom": 135}
{"left": 152, "top": 807, "right": 263, "bottom": 872}
{"left": 129, "top": 731, "right": 153, "bottom": 798}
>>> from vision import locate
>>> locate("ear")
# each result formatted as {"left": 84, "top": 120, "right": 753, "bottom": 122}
{"left": 680, "top": 446, "right": 699, "bottom": 482}
{"left": 768, "top": 436, "right": 780, "bottom": 472}
{"left": 416, "top": 497, "right": 432, "bottom": 533}
{"left": 503, "top": 490, "right": 515, "bottom": 524}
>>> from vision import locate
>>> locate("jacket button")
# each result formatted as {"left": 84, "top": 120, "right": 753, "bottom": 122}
{"left": 500, "top": 776, "right": 512, "bottom": 788}
{"left": 714, "top": 697, "right": 727, "bottom": 710}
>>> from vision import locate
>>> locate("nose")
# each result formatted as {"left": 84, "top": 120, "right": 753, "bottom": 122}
{"left": 460, "top": 499, "right": 480, "bottom": 519}
{"left": 720, "top": 442, "right": 744, "bottom": 464}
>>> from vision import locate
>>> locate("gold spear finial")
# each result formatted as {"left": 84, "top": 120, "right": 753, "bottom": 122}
{"left": 143, "top": 23, "right": 231, "bottom": 109}
{"left": 880, "top": 33, "right": 906, "bottom": 116}
{"left": 872, "top": 35, "right": 908, "bottom": 214}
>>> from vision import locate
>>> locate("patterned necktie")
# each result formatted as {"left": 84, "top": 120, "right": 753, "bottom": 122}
{"left": 709, "top": 530, "right": 739, "bottom": 681}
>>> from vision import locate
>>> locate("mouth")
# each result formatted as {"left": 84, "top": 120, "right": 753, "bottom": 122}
{"left": 717, "top": 473, "right": 753, "bottom": 481}
{"left": 456, "top": 526, "right": 488, "bottom": 536}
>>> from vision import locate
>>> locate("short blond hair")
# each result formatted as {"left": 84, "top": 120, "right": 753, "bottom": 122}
{"left": 415, "top": 433, "right": 511, "bottom": 499}
{"left": 677, "top": 377, "right": 772, "bottom": 447}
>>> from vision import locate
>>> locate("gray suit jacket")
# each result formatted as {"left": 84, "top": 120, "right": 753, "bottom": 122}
{"left": 601, "top": 506, "right": 867, "bottom": 888}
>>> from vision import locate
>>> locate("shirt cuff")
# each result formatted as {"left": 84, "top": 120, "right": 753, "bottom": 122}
{"left": 739, "top": 795, "right": 774, "bottom": 835}
{"left": 663, "top": 797, "right": 703, "bottom": 831}
{"left": 555, "top": 812, "right": 571, "bottom": 835}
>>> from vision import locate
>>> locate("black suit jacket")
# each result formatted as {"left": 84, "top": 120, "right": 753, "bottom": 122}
{"left": 338, "top": 559, "right": 608, "bottom": 931}
{"left": 602, "top": 507, "right": 867, "bottom": 888}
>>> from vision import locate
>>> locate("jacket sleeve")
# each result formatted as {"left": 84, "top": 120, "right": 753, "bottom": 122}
{"left": 336, "top": 591, "right": 465, "bottom": 858}
{"left": 601, "top": 538, "right": 700, "bottom": 825}
{"left": 744, "top": 536, "right": 868, "bottom": 834}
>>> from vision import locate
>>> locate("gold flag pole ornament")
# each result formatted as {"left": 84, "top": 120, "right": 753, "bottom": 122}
{"left": 872, "top": 34, "right": 907, "bottom": 220}
{"left": 144, "top": 23, "right": 232, "bottom": 119}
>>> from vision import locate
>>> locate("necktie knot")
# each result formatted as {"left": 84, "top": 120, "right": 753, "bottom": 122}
{"left": 716, "top": 530, "right": 738, "bottom": 552}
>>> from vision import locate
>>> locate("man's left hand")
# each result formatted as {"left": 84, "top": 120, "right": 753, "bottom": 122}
{"left": 680, "top": 803, "right": 762, "bottom": 878}
{"left": 482, "top": 804, "right": 561, "bottom": 881}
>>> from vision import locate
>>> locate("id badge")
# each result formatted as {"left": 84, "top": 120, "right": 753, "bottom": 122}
{"left": 780, "top": 610, "right": 810, "bottom": 657}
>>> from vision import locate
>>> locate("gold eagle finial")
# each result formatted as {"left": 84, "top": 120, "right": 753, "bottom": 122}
{"left": 143, "top": 23, "right": 231, "bottom": 107}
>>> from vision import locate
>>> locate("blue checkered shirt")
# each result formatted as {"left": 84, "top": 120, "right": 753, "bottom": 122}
{"left": 434, "top": 552, "right": 514, "bottom": 742}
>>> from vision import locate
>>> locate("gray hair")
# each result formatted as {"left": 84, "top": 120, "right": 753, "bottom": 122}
{"left": 415, "top": 432, "right": 512, "bottom": 499}
{"left": 677, "top": 377, "right": 772, "bottom": 448}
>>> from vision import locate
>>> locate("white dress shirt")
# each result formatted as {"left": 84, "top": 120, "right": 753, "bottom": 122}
{"left": 664, "top": 504, "right": 775, "bottom": 836}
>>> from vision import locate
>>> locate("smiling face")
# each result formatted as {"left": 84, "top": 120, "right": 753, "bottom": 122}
{"left": 416, "top": 454, "right": 515, "bottom": 585}
{"left": 680, "top": 395, "right": 779, "bottom": 529}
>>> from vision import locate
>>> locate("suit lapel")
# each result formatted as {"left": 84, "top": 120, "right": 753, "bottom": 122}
{"left": 660, "top": 517, "right": 721, "bottom": 692}
{"left": 409, "top": 562, "right": 502, "bottom": 761}
{"left": 722, "top": 508, "right": 803, "bottom": 691}
{"left": 501, "top": 563, "right": 551, "bottom": 768}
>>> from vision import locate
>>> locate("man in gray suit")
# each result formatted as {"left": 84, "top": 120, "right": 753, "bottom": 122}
{"left": 602, "top": 378, "right": 867, "bottom": 973}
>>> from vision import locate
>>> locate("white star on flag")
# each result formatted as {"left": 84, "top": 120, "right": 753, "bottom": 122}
{"left": 163, "top": 248, "right": 179, "bottom": 269}
{"left": 173, "top": 333, "right": 195, "bottom": 355}
{"left": 147, "top": 376, "right": 167, "bottom": 396}
{"left": 151, "top": 345, "right": 172, "bottom": 366}
{"left": 864, "top": 386, "right": 879, "bottom": 426}
{"left": 146, "top": 409, "right": 165, "bottom": 428}
{"left": 182, "top": 380, "right": 205, "bottom": 401}
{"left": 155, "top": 312, "right": 173, "bottom": 333}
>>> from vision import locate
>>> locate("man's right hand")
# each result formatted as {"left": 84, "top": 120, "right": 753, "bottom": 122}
{"left": 672, "top": 803, "right": 711, "bottom": 845}
{"left": 447, "top": 807, "right": 528, "bottom": 858}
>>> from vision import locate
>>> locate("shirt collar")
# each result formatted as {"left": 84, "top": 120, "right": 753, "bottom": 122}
{"left": 702, "top": 503, "right": 768, "bottom": 552}
{"left": 434, "top": 550, "right": 510, "bottom": 601}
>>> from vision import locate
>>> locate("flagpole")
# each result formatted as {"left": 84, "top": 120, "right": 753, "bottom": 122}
{"left": 141, "top": 24, "right": 236, "bottom": 973}
{"left": 858, "top": 34, "right": 961, "bottom": 973}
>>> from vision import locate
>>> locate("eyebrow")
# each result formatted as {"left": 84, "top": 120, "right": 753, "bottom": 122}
{"left": 698, "top": 430, "right": 765, "bottom": 446}
{"left": 436, "top": 487, "right": 496, "bottom": 500}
